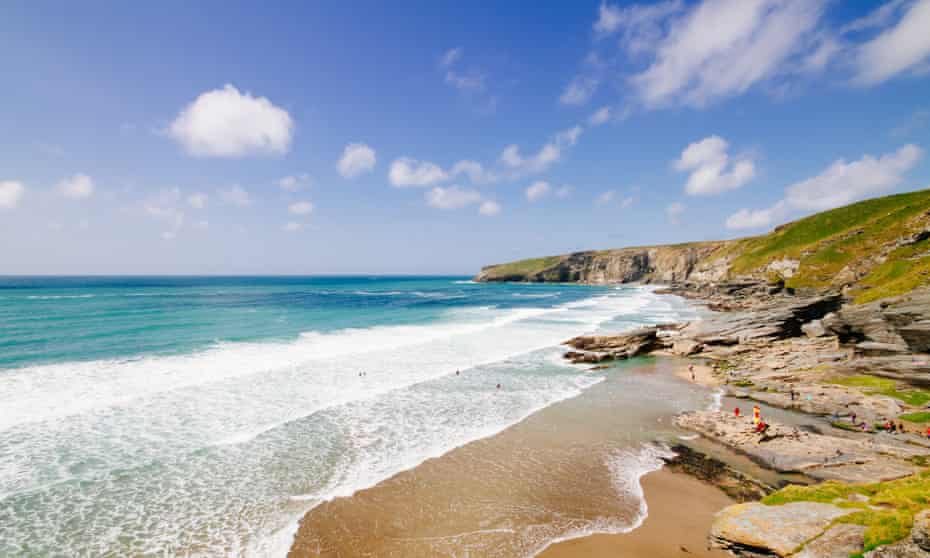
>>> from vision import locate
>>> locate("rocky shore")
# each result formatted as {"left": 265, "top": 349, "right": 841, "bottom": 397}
{"left": 563, "top": 282, "right": 930, "bottom": 557}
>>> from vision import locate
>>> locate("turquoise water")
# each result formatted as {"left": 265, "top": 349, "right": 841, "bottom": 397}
{"left": 0, "top": 276, "right": 701, "bottom": 557}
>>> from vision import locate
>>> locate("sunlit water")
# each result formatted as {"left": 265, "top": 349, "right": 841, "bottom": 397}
{"left": 0, "top": 276, "right": 701, "bottom": 556}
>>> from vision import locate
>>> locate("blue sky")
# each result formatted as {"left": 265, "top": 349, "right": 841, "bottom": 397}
{"left": 2, "top": 0, "right": 929, "bottom": 274}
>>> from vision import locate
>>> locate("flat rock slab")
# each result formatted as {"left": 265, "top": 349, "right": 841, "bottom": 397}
{"left": 864, "top": 541, "right": 929, "bottom": 557}
{"left": 712, "top": 502, "right": 853, "bottom": 556}
{"left": 675, "top": 411, "right": 924, "bottom": 482}
{"left": 792, "top": 524, "right": 865, "bottom": 558}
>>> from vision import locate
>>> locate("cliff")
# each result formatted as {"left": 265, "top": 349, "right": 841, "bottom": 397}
{"left": 475, "top": 188, "right": 930, "bottom": 303}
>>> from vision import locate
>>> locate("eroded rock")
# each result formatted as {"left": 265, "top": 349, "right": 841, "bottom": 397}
{"left": 711, "top": 502, "right": 852, "bottom": 556}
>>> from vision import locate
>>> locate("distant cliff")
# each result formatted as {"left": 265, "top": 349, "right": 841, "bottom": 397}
{"left": 475, "top": 188, "right": 930, "bottom": 303}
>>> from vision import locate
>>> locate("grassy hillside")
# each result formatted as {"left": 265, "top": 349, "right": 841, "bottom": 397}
{"left": 477, "top": 188, "right": 930, "bottom": 303}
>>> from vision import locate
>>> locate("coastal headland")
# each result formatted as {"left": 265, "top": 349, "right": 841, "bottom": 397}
{"left": 476, "top": 189, "right": 930, "bottom": 557}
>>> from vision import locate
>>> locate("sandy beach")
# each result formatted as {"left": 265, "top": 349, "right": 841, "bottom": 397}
{"left": 288, "top": 358, "right": 731, "bottom": 557}
{"left": 539, "top": 468, "right": 732, "bottom": 558}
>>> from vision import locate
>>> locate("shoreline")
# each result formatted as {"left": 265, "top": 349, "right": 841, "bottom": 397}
{"left": 537, "top": 468, "right": 732, "bottom": 558}
{"left": 286, "top": 357, "right": 725, "bottom": 557}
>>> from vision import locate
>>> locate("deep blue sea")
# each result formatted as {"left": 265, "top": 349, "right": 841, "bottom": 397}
{"left": 0, "top": 276, "right": 701, "bottom": 556}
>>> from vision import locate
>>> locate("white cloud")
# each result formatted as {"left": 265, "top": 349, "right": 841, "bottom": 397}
{"left": 389, "top": 157, "right": 449, "bottom": 187}
{"left": 675, "top": 135, "right": 755, "bottom": 195}
{"left": 560, "top": 76, "right": 599, "bottom": 105}
{"left": 595, "top": 1, "right": 684, "bottom": 53}
{"left": 288, "top": 200, "right": 314, "bottom": 215}
{"left": 525, "top": 180, "right": 551, "bottom": 202}
{"left": 595, "top": 190, "right": 616, "bottom": 205}
{"left": 619, "top": 195, "right": 637, "bottom": 208}
{"left": 499, "top": 126, "right": 583, "bottom": 176}
{"left": 594, "top": 2, "right": 623, "bottom": 34}
{"left": 337, "top": 143, "right": 377, "bottom": 179}
{"left": 666, "top": 201, "right": 686, "bottom": 224}
{"left": 479, "top": 200, "right": 501, "bottom": 216}
{"left": 218, "top": 185, "right": 253, "bottom": 207}
{"left": 854, "top": 0, "right": 930, "bottom": 85}
{"left": 726, "top": 202, "right": 788, "bottom": 230}
{"left": 784, "top": 144, "right": 923, "bottom": 211}
{"left": 624, "top": 0, "right": 825, "bottom": 107}
{"left": 57, "top": 173, "right": 94, "bottom": 199}
{"left": 425, "top": 185, "right": 483, "bottom": 210}
{"left": 589, "top": 106, "right": 612, "bottom": 126}
{"left": 555, "top": 185, "right": 574, "bottom": 198}
{"left": 283, "top": 222, "right": 304, "bottom": 232}
{"left": 440, "top": 47, "right": 463, "bottom": 67}
{"left": 277, "top": 174, "right": 310, "bottom": 192}
{"left": 726, "top": 144, "right": 923, "bottom": 230}
{"left": 0, "top": 180, "right": 25, "bottom": 209}
{"left": 169, "top": 84, "right": 293, "bottom": 157}
{"left": 450, "top": 160, "right": 493, "bottom": 184}
{"left": 187, "top": 192, "right": 208, "bottom": 209}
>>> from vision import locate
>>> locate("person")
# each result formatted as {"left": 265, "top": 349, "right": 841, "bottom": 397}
{"left": 689, "top": 364, "right": 695, "bottom": 381}
{"left": 734, "top": 407, "right": 740, "bottom": 417}
{"left": 926, "top": 426, "right": 930, "bottom": 440}
{"left": 899, "top": 422, "right": 905, "bottom": 434}
{"left": 456, "top": 370, "right": 460, "bottom": 376}
{"left": 851, "top": 413, "right": 857, "bottom": 424}
{"left": 753, "top": 405, "right": 761, "bottom": 427}
{"left": 789, "top": 385, "right": 796, "bottom": 401}
{"left": 496, "top": 383, "right": 501, "bottom": 390}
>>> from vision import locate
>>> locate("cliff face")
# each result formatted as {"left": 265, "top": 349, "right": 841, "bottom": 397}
{"left": 475, "top": 242, "right": 735, "bottom": 284}
{"left": 475, "top": 189, "right": 930, "bottom": 301}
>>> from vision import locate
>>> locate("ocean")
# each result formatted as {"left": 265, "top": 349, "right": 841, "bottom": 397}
{"left": 0, "top": 276, "right": 703, "bottom": 557}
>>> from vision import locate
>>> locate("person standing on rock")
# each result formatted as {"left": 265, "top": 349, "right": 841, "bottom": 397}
{"left": 689, "top": 364, "right": 695, "bottom": 381}
{"left": 753, "top": 405, "right": 761, "bottom": 427}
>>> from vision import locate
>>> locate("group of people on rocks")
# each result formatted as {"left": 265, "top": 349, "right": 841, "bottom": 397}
{"left": 732, "top": 404, "right": 769, "bottom": 435}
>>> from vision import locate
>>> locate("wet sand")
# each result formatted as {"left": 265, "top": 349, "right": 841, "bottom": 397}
{"left": 539, "top": 469, "right": 732, "bottom": 558}
{"left": 288, "top": 357, "right": 731, "bottom": 557}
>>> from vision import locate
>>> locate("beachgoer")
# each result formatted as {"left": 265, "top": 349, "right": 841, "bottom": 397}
{"left": 899, "top": 422, "right": 905, "bottom": 433}
{"left": 456, "top": 370, "right": 460, "bottom": 376}
{"left": 496, "top": 383, "right": 501, "bottom": 390}
{"left": 689, "top": 364, "right": 695, "bottom": 381}
{"left": 753, "top": 405, "right": 761, "bottom": 426}
{"left": 734, "top": 407, "right": 740, "bottom": 417}
{"left": 926, "top": 426, "right": 930, "bottom": 439}
{"left": 851, "top": 413, "right": 857, "bottom": 424}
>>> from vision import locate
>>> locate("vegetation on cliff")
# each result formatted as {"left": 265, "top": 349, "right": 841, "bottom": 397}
{"left": 476, "top": 188, "right": 930, "bottom": 303}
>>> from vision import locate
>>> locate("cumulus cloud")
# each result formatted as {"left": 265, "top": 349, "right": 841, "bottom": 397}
{"left": 169, "top": 84, "right": 293, "bottom": 157}
{"left": 588, "top": 106, "right": 612, "bottom": 126}
{"left": 479, "top": 200, "right": 501, "bottom": 216}
{"left": 337, "top": 143, "right": 377, "bottom": 179}
{"left": 854, "top": 0, "right": 930, "bottom": 85}
{"left": 389, "top": 157, "right": 449, "bottom": 187}
{"left": 0, "top": 180, "right": 24, "bottom": 209}
{"left": 57, "top": 173, "right": 94, "bottom": 199}
{"left": 560, "top": 76, "right": 599, "bottom": 105}
{"left": 288, "top": 201, "right": 314, "bottom": 215}
{"left": 187, "top": 192, "right": 208, "bottom": 209}
{"left": 525, "top": 180, "right": 551, "bottom": 202}
{"left": 666, "top": 202, "right": 686, "bottom": 224}
{"left": 785, "top": 144, "right": 923, "bottom": 211}
{"left": 675, "top": 135, "right": 755, "bottom": 195}
{"left": 277, "top": 174, "right": 310, "bottom": 192}
{"left": 595, "top": 1, "right": 684, "bottom": 52}
{"left": 499, "top": 126, "right": 583, "bottom": 176}
{"left": 450, "top": 160, "right": 493, "bottom": 184}
{"left": 425, "top": 185, "right": 483, "bottom": 210}
{"left": 218, "top": 185, "right": 253, "bottom": 207}
{"left": 726, "top": 144, "right": 924, "bottom": 230}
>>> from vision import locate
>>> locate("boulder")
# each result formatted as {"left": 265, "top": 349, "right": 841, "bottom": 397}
{"left": 864, "top": 541, "right": 928, "bottom": 557}
{"left": 672, "top": 339, "right": 704, "bottom": 356}
{"left": 711, "top": 502, "right": 853, "bottom": 556}
{"left": 913, "top": 509, "right": 930, "bottom": 552}
{"left": 802, "top": 319, "right": 828, "bottom": 338}
{"left": 792, "top": 524, "right": 865, "bottom": 558}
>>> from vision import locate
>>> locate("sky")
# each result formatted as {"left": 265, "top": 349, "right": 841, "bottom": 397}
{"left": 1, "top": 0, "right": 930, "bottom": 275}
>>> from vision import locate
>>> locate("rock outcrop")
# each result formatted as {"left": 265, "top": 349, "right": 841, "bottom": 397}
{"left": 710, "top": 502, "right": 854, "bottom": 556}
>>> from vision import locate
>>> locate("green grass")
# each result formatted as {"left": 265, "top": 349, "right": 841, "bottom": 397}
{"left": 853, "top": 238, "right": 930, "bottom": 303}
{"left": 827, "top": 375, "right": 930, "bottom": 407}
{"left": 729, "top": 189, "right": 930, "bottom": 290}
{"left": 763, "top": 472, "right": 930, "bottom": 555}
{"left": 900, "top": 412, "right": 930, "bottom": 423}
